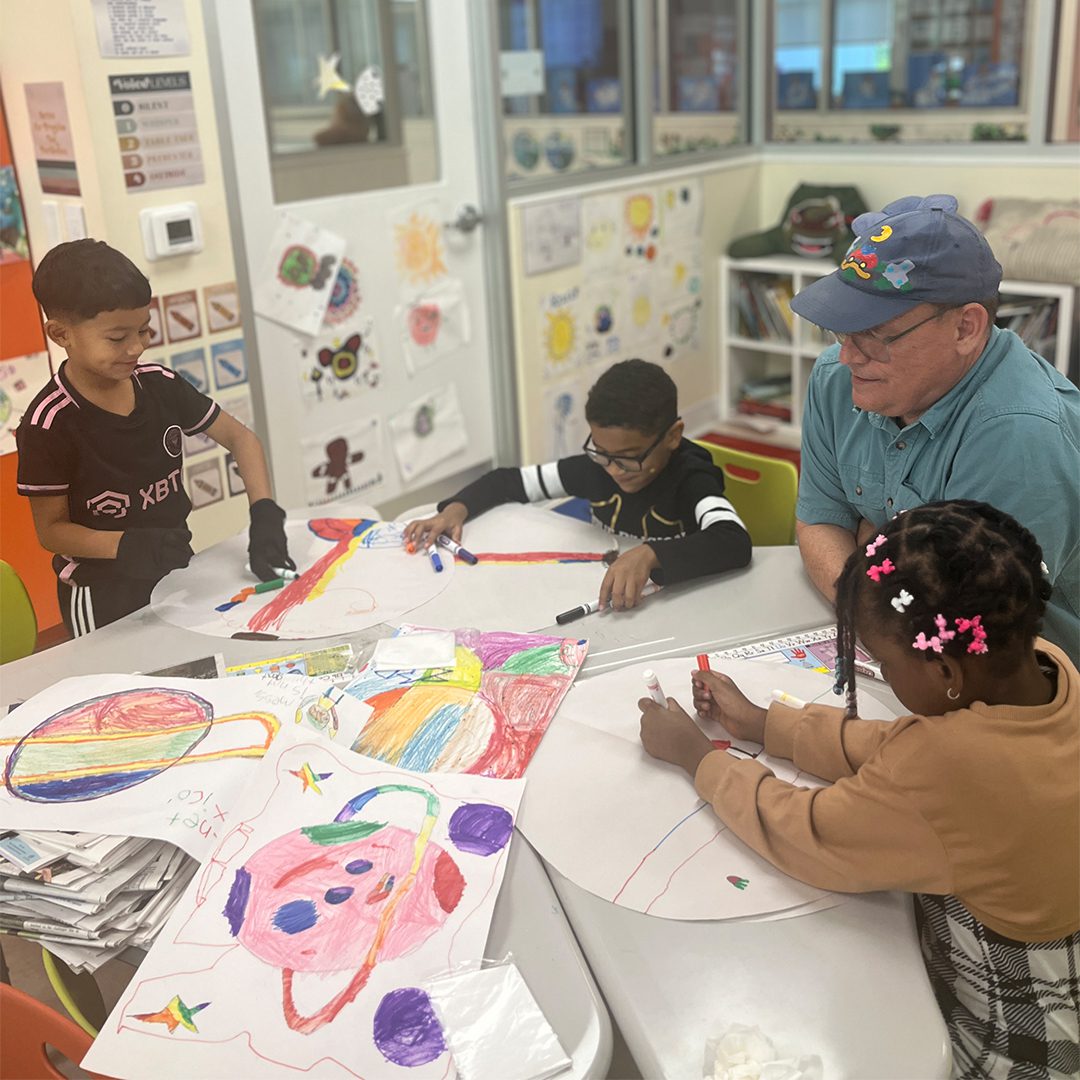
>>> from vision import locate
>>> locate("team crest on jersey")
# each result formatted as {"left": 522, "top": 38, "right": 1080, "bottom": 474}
{"left": 163, "top": 424, "right": 183, "bottom": 457}
{"left": 87, "top": 490, "right": 131, "bottom": 519}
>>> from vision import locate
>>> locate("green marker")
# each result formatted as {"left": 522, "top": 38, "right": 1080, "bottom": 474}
{"left": 254, "top": 577, "right": 286, "bottom": 593}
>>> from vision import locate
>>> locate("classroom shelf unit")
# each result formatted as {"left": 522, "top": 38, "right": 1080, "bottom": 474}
{"left": 718, "top": 254, "right": 1076, "bottom": 445}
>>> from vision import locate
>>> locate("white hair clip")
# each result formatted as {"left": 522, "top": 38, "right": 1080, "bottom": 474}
{"left": 1040, "top": 561, "right": 1049, "bottom": 576}
{"left": 890, "top": 589, "right": 913, "bottom": 612}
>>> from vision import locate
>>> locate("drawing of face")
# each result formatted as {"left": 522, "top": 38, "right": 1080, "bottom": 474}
{"left": 408, "top": 304, "right": 440, "bottom": 346}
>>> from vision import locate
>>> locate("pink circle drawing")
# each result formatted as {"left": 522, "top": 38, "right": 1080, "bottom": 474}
{"left": 408, "top": 303, "right": 441, "bottom": 347}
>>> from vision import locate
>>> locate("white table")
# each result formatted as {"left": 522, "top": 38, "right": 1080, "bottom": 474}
{"left": 531, "top": 546, "right": 951, "bottom": 1079}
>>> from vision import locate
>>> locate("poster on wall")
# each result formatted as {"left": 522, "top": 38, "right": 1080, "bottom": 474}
{"left": 0, "top": 354, "right": 51, "bottom": 455}
{"left": 299, "top": 319, "right": 381, "bottom": 406}
{"left": 0, "top": 168, "right": 29, "bottom": 263}
{"left": 543, "top": 376, "right": 591, "bottom": 461}
{"left": 108, "top": 73, "right": 204, "bottom": 193}
{"left": 539, "top": 285, "right": 583, "bottom": 380}
{"left": 302, "top": 415, "right": 385, "bottom": 507}
{"left": 622, "top": 189, "right": 660, "bottom": 263}
{"left": 581, "top": 277, "right": 625, "bottom": 364}
{"left": 92, "top": 0, "right": 190, "bottom": 58}
{"left": 169, "top": 347, "right": 209, "bottom": 393}
{"left": 162, "top": 290, "right": 201, "bottom": 343}
{"left": 23, "top": 82, "right": 80, "bottom": 196}
{"left": 658, "top": 177, "right": 703, "bottom": 244}
{"left": 203, "top": 282, "right": 240, "bottom": 333}
{"left": 253, "top": 214, "right": 345, "bottom": 337}
{"left": 390, "top": 201, "right": 448, "bottom": 290}
{"left": 522, "top": 198, "right": 581, "bottom": 276}
{"left": 187, "top": 457, "right": 223, "bottom": 510}
{"left": 146, "top": 297, "right": 164, "bottom": 347}
{"left": 388, "top": 384, "right": 468, "bottom": 485}
{"left": 581, "top": 194, "right": 621, "bottom": 271}
{"left": 395, "top": 279, "right": 471, "bottom": 373}
{"left": 210, "top": 339, "right": 247, "bottom": 391}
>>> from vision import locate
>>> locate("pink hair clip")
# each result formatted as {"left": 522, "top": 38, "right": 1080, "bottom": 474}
{"left": 890, "top": 589, "right": 914, "bottom": 612}
{"left": 934, "top": 614, "right": 956, "bottom": 641}
{"left": 955, "top": 615, "right": 988, "bottom": 655}
{"left": 912, "top": 632, "right": 943, "bottom": 653}
{"left": 865, "top": 534, "right": 887, "bottom": 557}
{"left": 866, "top": 558, "right": 895, "bottom": 583}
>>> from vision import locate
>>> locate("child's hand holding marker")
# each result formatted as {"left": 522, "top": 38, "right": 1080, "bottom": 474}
{"left": 638, "top": 668, "right": 715, "bottom": 777}
{"left": 598, "top": 544, "right": 660, "bottom": 611}
{"left": 690, "top": 668, "right": 767, "bottom": 743}
{"left": 403, "top": 503, "right": 468, "bottom": 550}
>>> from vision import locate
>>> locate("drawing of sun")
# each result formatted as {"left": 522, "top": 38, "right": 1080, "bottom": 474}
{"left": 394, "top": 212, "right": 446, "bottom": 284}
{"left": 624, "top": 194, "right": 655, "bottom": 240}
{"left": 545, "top": 310, "right": 576, "bottom": 364}
{"left": 631, "top": 293, "right": 652, "bottom": 328}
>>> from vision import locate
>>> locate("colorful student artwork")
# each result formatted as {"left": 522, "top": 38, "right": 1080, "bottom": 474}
{"left": 301, "top": 415, "right": 385, "bottom": 506}
{"left": 343, "top": 625, "right": 587, "bottom": 779}
{"left": 519, "top": 657, "right": 899, "bottom": 921}
{"left": 391, "top": 504, "right": 615, "bottom": 633}
{"left": 624, "top": 270, "right": 656, "bottom": 347}
{"left": 540, "top": 285, "right": 583, "bottom": 378}
{"left": 658, "top": 177, "right": 704, "bottom": 244}
{"left": 254, "top": 214, "right": 346, "bottom": 337}
{"left": 391, "top": 202, "right": 447, "bottom": 287}
{"left": 623, "top": 189, "right": 660, "bottom": 261}
{"left": 581, "top": 194, "right": 621, "bottom": 271}
{"left": 388, "top": 384, "right": 468, "bottom": 485}
{"left": 0, "top": 674, "right": 325, "bottom": 859}
{"left": 581, "top": 277, "right": 625, "bottom": 361}
{"left": 0, "top": 353, "right": 51, "bottom": 455}
{"left": 543, "top": 377, "right": 591, "bottom": 461}
{"left": 322, "top": 257, "right": 363, "bottom": 327}
{"left": 82, "top": 733, "right": 523, "bottom": 1080}
{"left": 394, "top": 279, "right": 471, "bottom": 373}
{"left": 151, "top": 517, "right": 455, "bottom": 640}
{"left": 299, "top": 318, "right": 381, "bottom": 405}
{"left": 521, "top": 198, "right": 582, "bottom": 276}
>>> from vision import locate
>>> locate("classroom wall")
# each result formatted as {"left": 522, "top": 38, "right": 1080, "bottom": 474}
{"left": 507, "top": 155, "right": 762, "bottom": 462}
{"left": 0, "top": 0, "right": 254, "bottom": 632}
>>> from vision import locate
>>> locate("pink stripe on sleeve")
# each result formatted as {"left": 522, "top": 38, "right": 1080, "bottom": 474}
{"left": 184, "top": 401, "right": 219, "bottom": 435}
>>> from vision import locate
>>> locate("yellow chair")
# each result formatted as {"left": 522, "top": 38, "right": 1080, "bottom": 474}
{"left": 0, "top": 559, "right": 38, "bottom": 663}
{"left": 693, "top": 440, "right": 799, "bottom": 546}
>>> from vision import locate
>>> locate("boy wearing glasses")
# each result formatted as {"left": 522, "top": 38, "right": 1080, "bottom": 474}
{"left": 404, "top": 359, "right": 751, "bottom": 611}
{"left": 790, "top": 193, "right": 1079, "bottom": 660}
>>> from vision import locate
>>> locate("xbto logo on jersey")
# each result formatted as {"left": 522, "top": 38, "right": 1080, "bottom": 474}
{"left": 86, "top": 490, "right": 131, "bottom": 518}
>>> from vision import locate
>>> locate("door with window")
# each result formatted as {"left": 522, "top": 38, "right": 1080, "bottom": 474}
{"left": 207, "top": 0, "right": 505, "bottom": 511}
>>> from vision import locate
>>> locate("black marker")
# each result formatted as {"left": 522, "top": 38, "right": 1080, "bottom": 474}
{"left": 555, "top": 599, "right": 600, "bottom": 625}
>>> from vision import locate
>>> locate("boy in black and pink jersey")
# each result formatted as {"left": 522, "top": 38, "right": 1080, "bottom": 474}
{"left": 16, "top": 239, "right": 293, "bottom": 636}
{"left": 405, "top": 360, "right": 752, "bottom": 610}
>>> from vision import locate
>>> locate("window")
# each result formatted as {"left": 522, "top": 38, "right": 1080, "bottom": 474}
{"left": 653, "top": 0, "right": 744, "bottom": 157}
{"left": 252, "top": 0, "right": 438, "bottom": 202}
{"left": 770, "top": 0, "right": 1034, "bottom": 144}
{"left": 498, "top": 0, "right": 629, "bottom": 181}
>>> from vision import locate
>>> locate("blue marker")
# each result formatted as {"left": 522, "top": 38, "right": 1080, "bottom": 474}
{"left": 426, "top": 543, "right": 444, "bottom": 573}
{"left": 437, "top": 534, "right": 478, "bottom": 565}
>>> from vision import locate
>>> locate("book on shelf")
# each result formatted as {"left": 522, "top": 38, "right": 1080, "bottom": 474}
{"left": 738, "top": 374, "right": 792, "bottom": 402}
{"left": 737, "top": 396, "right": 793, "bottom": 422}
{"left": 735, "top": 278, "right": 793, "bottom": 343}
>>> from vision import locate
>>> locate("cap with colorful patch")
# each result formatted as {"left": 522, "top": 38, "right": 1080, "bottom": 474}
{"left": 789, "top": 194, "right": 1003, "bottom": 333}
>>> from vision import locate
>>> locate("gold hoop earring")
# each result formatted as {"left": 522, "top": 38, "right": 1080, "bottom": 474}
{"left": 946, "top": 687, "right": 960, "bottom": 701}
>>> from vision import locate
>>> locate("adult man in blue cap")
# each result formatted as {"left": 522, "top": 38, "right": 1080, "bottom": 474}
{"left": 791, "top": 194, "right": 1079, "bottom": 660}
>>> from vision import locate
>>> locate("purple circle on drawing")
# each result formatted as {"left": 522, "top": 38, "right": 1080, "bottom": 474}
{"left": 448, "top": 803, "right": 513, "bottom": 856}
{"left": 373, "top": 987, "right": 445, "bottom": 1067}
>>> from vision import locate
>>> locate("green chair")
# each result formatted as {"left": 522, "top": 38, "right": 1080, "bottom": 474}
{"left": 1, "top": 559, "right": 38, "bottom": 663}
{"left": 693, "top": 440, "right": 799, "bottom": 546}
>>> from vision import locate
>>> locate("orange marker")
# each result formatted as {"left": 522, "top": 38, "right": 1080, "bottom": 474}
{"left": 697, "top": 653, "right": 711, "bottom": 671}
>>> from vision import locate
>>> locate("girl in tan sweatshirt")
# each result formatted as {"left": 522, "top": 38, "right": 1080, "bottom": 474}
{"left": 639, "top": 500, "right": 1079, "bottom": 1079}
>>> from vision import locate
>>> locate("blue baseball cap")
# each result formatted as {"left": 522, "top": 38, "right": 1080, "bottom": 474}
{"left": 789, "top": 194, "right": 1002, "bottom": 333}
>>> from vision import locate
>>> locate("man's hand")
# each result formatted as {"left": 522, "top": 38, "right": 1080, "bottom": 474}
{"left": 117, "top": 527, "right": 193, "bottom": 579}
{"left": 599, "top": 544, "right": 659, "bottom": 611}
{"left": 638, "top": 695, "right": 715, "bottom": 777}
{"left": 403, "top": 502, "right": 468, "bottom": 551}
{"left": 248, "top": 499, "right": 296, "bottom": 582}
{"left": 691, "top": 670, "right": 767, "bottom": 742}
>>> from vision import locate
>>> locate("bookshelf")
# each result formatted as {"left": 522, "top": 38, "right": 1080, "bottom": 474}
{"left": 718, "top": 254, "right": 1076, "bottom": 445}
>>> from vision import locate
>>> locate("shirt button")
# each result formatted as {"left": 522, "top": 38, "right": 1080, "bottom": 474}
{"left": 887, "top": 498, "right": 894, "bottom": 507}
{"left": 856, "top": 485, "right": 863, "bottom": 496}
{"left": 896, "top": 441, "right": 907, "bottom": 450}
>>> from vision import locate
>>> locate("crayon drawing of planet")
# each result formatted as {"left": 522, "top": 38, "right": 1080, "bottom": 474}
{"left": 221, "top": 782, "right": 513, "bottom": 1066}
{"left": 2, "top": 688, "right": 279, "bottom": 803}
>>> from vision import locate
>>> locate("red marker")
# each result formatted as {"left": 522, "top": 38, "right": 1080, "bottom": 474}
{"left": 697, "top": 653, "right": 711, "bottom": 671}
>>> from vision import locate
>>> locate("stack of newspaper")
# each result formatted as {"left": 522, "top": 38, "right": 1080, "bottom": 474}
{"left": 0, "top": 830, "right": 196, "bottom": 973}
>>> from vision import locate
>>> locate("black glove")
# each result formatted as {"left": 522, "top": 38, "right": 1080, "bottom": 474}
{"left": 248, "top": 499, "right": 296, "bottom": 582}
{"left": 117, "top": 527, "right": 193, "bottom": 580}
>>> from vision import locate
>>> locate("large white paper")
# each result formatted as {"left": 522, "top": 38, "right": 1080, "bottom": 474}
{"left": 151, "top": 517, "right": 455, "bottom": 640}
{"left": 519, "top": 657, "right": 899, "bottom": 921}
{"left": 394, "top": 504, "right": 614, "bottom": 633}
{"left": 254, "top": 214, "right": 346, "bottom": 337}
{"left": 83, "top": 730, "right": 524, "bottom": 1079}
{"left": 0, "top": 675, "right": 359, "bottom": 860}
{"left": 388, "top": 384, "right": 468, "bottom": 485}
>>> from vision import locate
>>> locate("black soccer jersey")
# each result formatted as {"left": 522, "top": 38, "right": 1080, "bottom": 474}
{"left": 438, "top": 439, "right": 752, "bottom": 584}
{"left": 16, "top": 361, "right": 219, "bottom": 585}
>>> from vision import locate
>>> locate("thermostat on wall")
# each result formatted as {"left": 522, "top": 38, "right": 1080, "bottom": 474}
{"left": 139, "top": 203, "right": 203, "bottom": 261}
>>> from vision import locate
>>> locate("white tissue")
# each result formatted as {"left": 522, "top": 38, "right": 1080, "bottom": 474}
{"left": 704, "top": 1024, "right": 823, "bottom": 1080}
{"left": 371, "top": 631, "right": 456, "bottom": 672}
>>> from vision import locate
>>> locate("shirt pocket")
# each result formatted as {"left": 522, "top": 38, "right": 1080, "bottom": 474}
{"left": 838, "top": 463, "right": 887, "bottom": 521}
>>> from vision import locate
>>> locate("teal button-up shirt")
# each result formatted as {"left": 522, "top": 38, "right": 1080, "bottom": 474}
{"left": 798, "top": 327, "right": 1080, "bottom": 660}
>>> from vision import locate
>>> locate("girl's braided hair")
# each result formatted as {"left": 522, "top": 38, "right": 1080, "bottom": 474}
{"left": 834, "top": 500, "right": 1051, "bottom": 717}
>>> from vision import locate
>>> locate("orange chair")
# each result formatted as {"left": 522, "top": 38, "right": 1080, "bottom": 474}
{"left": 0, "top": 982, "right": 107, "bottom": 1079}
